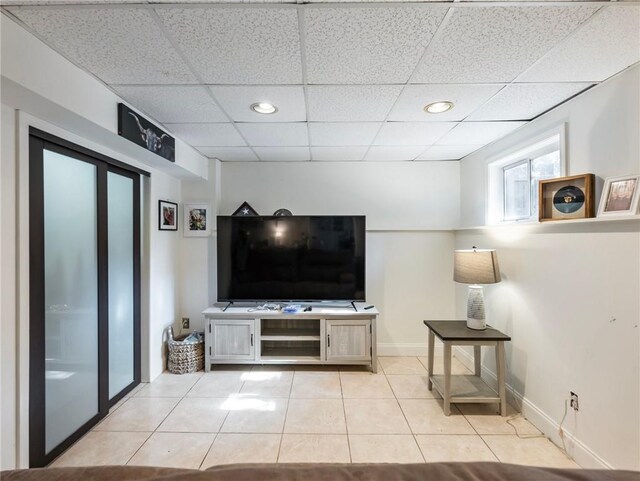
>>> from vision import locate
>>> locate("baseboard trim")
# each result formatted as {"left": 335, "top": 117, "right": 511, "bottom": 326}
{"left": 377, "top": 343, "right": 433, "bottom": 357}
{"left": 453, "top": 346, "right": 613, "bottom": 470}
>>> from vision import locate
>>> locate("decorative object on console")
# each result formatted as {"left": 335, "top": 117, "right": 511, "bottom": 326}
{"left": 232, "top": 201, "right": 258, "bottom": 216}
{"left": 597, "top": 174, "right": 640, "bottom": 217}
{"left": 454, "top": 247, "right": 501, "bottom": 330}
{"left": 273, "top": 208, "right": 293, "bottom": 216}
{"left": 539, "top": 173, "right": 595, "bottom": 221}
{"left": 117, "top": 103, "right": 175, "bottom": 162}
{"left": 158, "top": 200, "right": 178, "bottom": 231}
{"left": 184, "top": 203, "right": 209, "bottom": 237}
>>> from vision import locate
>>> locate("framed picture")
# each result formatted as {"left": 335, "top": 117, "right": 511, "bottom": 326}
{"left": 184, "top": 203, "right": 209, "bottom": 237}
{"left": 158, "top": 200, "right": 178, "bottom": 231}
{"left": 118, "top": 103, "right": 175, "bottom": 162}
{"left": 597, "top": 174, "right": 640, "bottom": 217}
{"left": 539, "top": 173, "right": 595, "bottom": 222}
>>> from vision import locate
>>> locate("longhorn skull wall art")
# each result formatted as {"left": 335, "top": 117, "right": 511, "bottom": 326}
{"left": 118, "top": 103, "right": 175, "bottom": 162}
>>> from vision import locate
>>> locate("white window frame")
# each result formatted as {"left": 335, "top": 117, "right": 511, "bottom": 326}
{"left": 487, "top": 124, "right": 567, "bottom": 225}
{"left": 502, "top": 158, "right": 532, "bottom": 222}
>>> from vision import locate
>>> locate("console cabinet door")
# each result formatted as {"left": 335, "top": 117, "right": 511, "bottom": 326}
{"left": 326, "top": 319, "right": 371, "bottom": 361}
{"left": 210, "top": 319, "right": 255, "bottom": 360}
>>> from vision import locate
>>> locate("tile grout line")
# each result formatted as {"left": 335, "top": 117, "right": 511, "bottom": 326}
{"left": 275, "top": 371, "right": 295, "bottom": 462}
{"left": 384, "top": 362, "right": 427, "bottom": 463}
{"left": 338, "top": 372, "right": 353, "bottom": 463}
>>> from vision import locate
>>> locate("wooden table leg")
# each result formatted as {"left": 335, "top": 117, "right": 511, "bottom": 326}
{"left": 474, "top": 345, "right": 481, "bottom": 376}
{"left": 496, "top": 341, "right": 507, "bottom": 416}
{"left": 443, "top": 342, "right": 452, "bottom": 416}
{"left": 427, "top": 329, "right": 435, "bottom": 390}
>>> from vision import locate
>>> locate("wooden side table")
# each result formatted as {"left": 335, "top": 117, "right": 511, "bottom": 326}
{"left": 423, "top": 320, "right": 511, "bottom": 417}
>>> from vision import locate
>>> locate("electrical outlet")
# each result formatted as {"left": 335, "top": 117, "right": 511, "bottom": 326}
{"left": 182, "top": 317, "right": 190, "bottom": 330}
{"left": 570, "top": 392, "right": 579, "bottom": 411}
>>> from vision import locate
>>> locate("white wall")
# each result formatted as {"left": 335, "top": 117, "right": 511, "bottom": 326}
{"left": 178, "top": 160, "right": 220, "bottom": 332}
{"left": 147, "top": 172, "right": 182, "bottom": 381}
{"left": 455, "top": 65, "right": 640, "bottom": 470}
{"left": 219, "top": 161, "right": 460, "bottom": 230}
{"left": 1, "top": 104, "right": 18, "bottom": 470}
{"left": 216, "top": 161, "right": 460, "bottom": 351}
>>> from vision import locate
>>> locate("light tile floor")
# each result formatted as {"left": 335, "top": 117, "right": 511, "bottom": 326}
{"left": 50, "top": 356, "right": 579, "bottom": 470}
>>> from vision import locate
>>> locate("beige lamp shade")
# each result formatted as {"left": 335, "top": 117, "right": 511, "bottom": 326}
{"left": 454, "top": 248, "right": 501, "bottom": 284}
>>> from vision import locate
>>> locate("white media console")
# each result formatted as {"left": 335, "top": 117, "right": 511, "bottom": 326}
{"left": 202, "top": 303, "right": 378, "bottom": 373}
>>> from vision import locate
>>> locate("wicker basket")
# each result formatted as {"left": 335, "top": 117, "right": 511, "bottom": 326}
{"left": 167, "top": 328, "right": 204, "bottom": 374}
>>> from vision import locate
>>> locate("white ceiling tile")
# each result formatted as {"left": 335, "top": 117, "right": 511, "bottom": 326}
{"left": 156, "top": 8, "right": 302, "bottom": 84}
{"left": 307, "top": 85, "right": 403, "bottom": 121}
{"left": 436, "top": 121, "right": 526, "bottom": 145}
{"left": 306, "top": 0, "right": 438, "bottom": 3}
{"left": 304, "top": 6, "right": 447, "bottom": 84}
{"left": 9, "top": 8, "right": 197, "bottom": 84}
{"left": 364, "top": 146, "right": 427, "bottom": 161}
{"left": 411, "top": 5, "right": 599, "bottom": 83}
{"left": 113, "top": 85, "right": 227, "bottom": 123}
{"left": 7, "top": 1, "right": 142, "bottom": 3}
{"left": 311, "top": 146, "right": 368, "bottom": 161}
{"left": 309, "top": 122, "right": 381, "bottom": 146}
{"left": 517, "top": 6, "right": 640, "bottom": 82}
{"left": 196, "top": 147, "right": 258, "bottom": 162}
{"left": 254, "top": 147, "right": 311, "bottom": 161}
{"left": 165, "top": 123, "right": 246, "bottom": 146}
{"left": 467, "top": 83, "right": 593, "bottom": 121}
{"left": 416, "top": 145, "right": 483, "bottom": 161}
{"left": 209, "top": 86, "right": 306, "bottom": 122}
{"left": 155, "top": 0, "right": 291, "bottom": 3}
{"left": 389, "top": 84, "right": 503, "bottom": 122}
{"left": 237, "top": 123, "right": 309, "bottom": 146}
{"left": 374, "top": 122, "right": 456, "bottom": 146}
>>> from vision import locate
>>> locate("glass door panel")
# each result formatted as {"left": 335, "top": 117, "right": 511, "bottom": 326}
{"left": 43, "top": 149, "right": 99, "bottom": 454}
{"left": 107, "top": 172, "right": 135, "bottom": 399}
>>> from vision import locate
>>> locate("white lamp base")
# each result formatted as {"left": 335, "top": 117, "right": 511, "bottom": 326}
{"left": 466, "top": 285, "right": 487, "bottom": 330}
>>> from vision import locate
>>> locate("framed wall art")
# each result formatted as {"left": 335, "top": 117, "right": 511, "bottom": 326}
{"left": 184, "top": 203, "right": 210, "bottom": 237}
{"left": 597, "top": 174, "right": 640, "bottom": 217}
{"left": 539, "top": 173, "right": 595, "bottom": 222}
{"left": 118, "top": 103, "right": 175, "bottom": 162}
{"left": 158, "top": 200, "right": 178, "bottom": 231}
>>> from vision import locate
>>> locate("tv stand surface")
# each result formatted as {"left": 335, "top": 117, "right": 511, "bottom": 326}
{"left": 202, "top": 303, "right": 378, "bottom": 373}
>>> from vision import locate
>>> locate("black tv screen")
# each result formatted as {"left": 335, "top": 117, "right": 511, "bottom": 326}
{"left": 217, "top": 216, "right": 365, "bottom": 302}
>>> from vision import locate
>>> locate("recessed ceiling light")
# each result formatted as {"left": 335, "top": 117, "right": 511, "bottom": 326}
{"left": 424, "top": 101, "right": 454, "bottom": 114}
{"left": 250, "top": 102, "right": 278, "bottom": 114}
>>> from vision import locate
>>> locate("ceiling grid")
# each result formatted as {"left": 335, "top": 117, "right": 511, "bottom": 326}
{"left": 3, "top": 0, "right": 639, "bottom": 162}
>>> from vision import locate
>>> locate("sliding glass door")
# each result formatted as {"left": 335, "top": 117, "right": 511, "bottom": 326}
{"left": 107, "top": 170, "right": 140, "bottom": 400}
{"left": 29, "top": 129, "right": 143, "bottom": 467}
{"left": 42, "top": 148, "right": 100, "bottom": 455}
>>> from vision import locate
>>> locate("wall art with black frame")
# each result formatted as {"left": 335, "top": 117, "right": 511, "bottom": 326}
{"left": 118, "top": 103, "right": 175, "bottom": 162}
{"left": 159, "top": 200, "right": 178, "bottom": 231}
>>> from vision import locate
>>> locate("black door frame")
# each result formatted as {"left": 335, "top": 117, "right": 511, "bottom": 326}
{"left": 28, "top": 128, "right": 147, "bottom": 467}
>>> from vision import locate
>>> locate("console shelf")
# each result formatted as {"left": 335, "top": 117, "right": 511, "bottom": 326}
{"left": 260, "top": 328, "right": 321, "bottom": 341}
{"left": 260, "top": 346, "right": 322, "bottom": 361}
{"left": 203, "top": 304, "right": 379, "bottom": 372}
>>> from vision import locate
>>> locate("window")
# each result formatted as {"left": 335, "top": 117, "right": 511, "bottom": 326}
{"left": 487, "top": 126, "right": 565, "bottom": 224}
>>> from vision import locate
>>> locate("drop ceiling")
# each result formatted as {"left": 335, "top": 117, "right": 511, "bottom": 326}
{"left": 3, "top": 1, "right": 640, "bottom": 162}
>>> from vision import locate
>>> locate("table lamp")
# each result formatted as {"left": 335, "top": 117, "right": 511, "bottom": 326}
{"left": 454, "top": 247, "right": 501, "bottom": 330}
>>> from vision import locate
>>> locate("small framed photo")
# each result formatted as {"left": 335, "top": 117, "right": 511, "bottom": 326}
{"left": 184, "top": 203, "right": 209, "bottom": 237}
{"left": 597, "top": 175, "right": 640, "bottom": 217}
{"left": 158, "top": 200, "right": 178, "bottom": 231}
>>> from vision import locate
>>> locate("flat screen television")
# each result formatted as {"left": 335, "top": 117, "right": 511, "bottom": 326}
{"left": 217, "top": 215, "right": 365, "bottom": 302}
